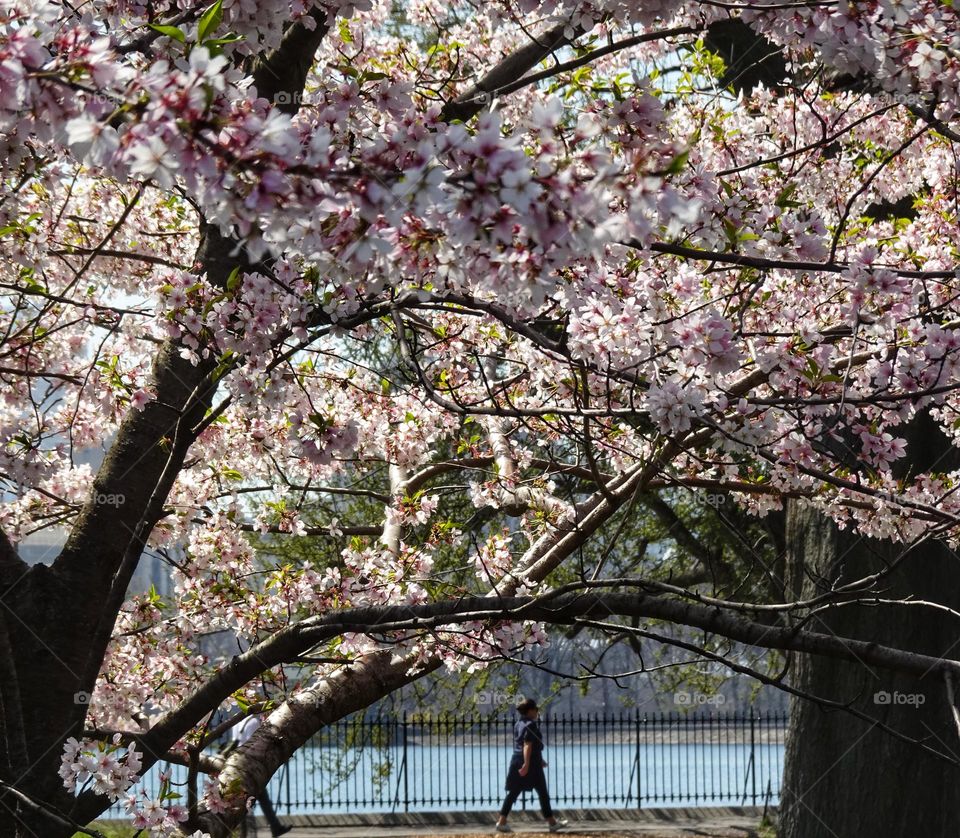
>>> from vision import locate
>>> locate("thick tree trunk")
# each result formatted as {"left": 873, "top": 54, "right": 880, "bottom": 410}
{"left": 0, "top": 347, "right": 220, "bottom": 837}
{"left": 780, "top": 417, "right": 960, "bottom": 837}
{"left": 0, "top": 564, "right": 87, "bottom": 838}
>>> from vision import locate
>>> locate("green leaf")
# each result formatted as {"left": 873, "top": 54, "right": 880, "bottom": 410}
{"left": 722, "top": 217, "right": 739, "bottom": 246}
{"left": 664, "top": 150, "right": 690, "bottom": 175}
{"left": 226, "top": 265, "right": 241, "bottom": 291}
{"left": 205, "top": 33, "right": 245, "bottom": 46}
{"left": 197, "top": 0, "right": 223, "bottom": 44}
{"left": 147, "top": 23, "right": 186, "bottom": 42}
{"left": 775, "top": 183, "right": 798, "bottom": 209}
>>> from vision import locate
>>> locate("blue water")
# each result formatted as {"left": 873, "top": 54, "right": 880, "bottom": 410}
{"left": 104, "top": 742, "right": 783, "bottom": 815}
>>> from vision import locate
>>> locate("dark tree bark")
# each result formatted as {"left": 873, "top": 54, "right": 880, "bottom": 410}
{"left": 780, "top": 414, "right": 960, "bottom": 838}
{"left": 703, "top": 19, "right": 786, "bottom": 94}
{"left": 0, "top": 334, "right": 222, "bottom": 836}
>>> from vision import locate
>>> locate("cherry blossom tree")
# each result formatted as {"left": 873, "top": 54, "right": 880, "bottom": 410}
{"left": 3, "top": 1, "right": 960, "bottom": 836}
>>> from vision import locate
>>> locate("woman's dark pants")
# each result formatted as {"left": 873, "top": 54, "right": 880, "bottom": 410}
{"left": 500, "top": 774, "right": 553, "bottom": 818}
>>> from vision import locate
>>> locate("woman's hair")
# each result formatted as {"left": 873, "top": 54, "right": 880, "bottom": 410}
{"left": 516, "top": 698, "right": 538, "bottom": 715}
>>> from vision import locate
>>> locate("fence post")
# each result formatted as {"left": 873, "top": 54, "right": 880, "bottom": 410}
{"left": 631, "top": 709, "right": 639, "bottom": 810}
{"left": 403, "top": 711, "right": 410, "bottom": 812}
{"left": 750, "top": 712, "right": 757, "bottom": 805}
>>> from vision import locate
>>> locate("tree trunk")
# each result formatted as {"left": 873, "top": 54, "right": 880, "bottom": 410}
{"left": 780, "top": 417, "right": 960, "bottom": 837}
{"left": 0, "top": 563, "right": 90, "bottom": 837}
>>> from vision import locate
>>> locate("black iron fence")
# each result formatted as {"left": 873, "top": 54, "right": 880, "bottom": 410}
{"left": 264, "top": 711, "right": 786, "bottom": 814}
{"left": 109, "top": 711, "right": 787, "bottom": 816}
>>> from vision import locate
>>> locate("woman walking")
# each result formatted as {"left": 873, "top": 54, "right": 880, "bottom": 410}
{"left": 495, "top": 698, "right": 567, "bottom": 833}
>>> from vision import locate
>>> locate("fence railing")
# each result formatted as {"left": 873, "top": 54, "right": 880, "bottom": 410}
{"left": 112, "top": 711, "right": 787, "bottom": 816}
{"left": 294, "top": 711, "right": 786, "bottom": 812}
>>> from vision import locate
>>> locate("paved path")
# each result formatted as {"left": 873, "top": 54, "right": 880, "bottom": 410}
{"left": 282, "top": 820, "right": 760, "bottom": 836}
{"left": 248, "top": 807, "right": 770, "bottom": 838}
